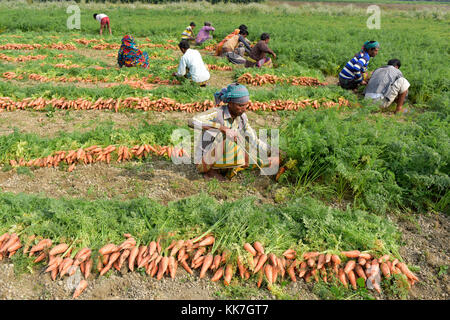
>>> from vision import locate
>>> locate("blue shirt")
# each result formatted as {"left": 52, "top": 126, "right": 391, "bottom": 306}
{"left": 339, "top": 51, "right": 370, "bottom": 83}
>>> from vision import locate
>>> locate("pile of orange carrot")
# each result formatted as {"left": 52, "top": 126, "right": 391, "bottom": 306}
{"left": 0, "top": 53, "right": 47, "bottom": 63}
{"left": 0, "top": 232, "right": 419, "bottom": 299}
{"left": 238, "top": 73, "right": 327, "bottom": 87}
{"left": 0, "top": 43, "right": 77, "bottom": 51}
{"left": 0, "top": 96, "right": 350, "bottom": 113}
{"left": 8, "top": 143, "right": 189, "bottom": 172}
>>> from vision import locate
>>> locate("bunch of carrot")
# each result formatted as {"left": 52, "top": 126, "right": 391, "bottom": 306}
{"left": 0, "top": 96, "right": 350, "bottom": 113}
{"left": 8, "top": 142, "right": 189, "bottom": 172}
{"left": 54, "top": 63, "right": 82, "bottom": 69}
{"left": 0, "top": 43, "right": 76, "bottom": 51}
{"left": 167, "top": 64, "right": 232, "bottom": 71}
{"left": 0, "top": 232, "right": 420, "bottom": 299}
{"left": 238, "top": 73, "right": 327, "bottom": 87}
{"left": 0, "top": 53, "right": 47, "bottom": 63}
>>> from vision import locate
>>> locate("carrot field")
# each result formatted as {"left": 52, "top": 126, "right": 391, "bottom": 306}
{"left": 0, "top": 0, "right": 448, "bottom": 301}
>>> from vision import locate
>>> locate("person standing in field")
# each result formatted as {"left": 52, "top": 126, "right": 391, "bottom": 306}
{"left": 338, "top": 40, "right": 380, "bottom": 90}
{"left": 188, "top": 83, "right": 279, "bottom": 180}
{"left": 181, "top": 22, "right": 196, "bottom": 41}
{"left": 244, "top": 33, "right": 276, "bottom": 68}
{"left": 364, "top": 59, "right": 410, "bottom": 114}
{"left": 172, "top": 40, "right": 210, "bottom": 86}
{"left": 222, "top": 29, "right": 252, "bottom": 65}
{"left": 117, "top": 35, "right": 149, "bottom": 69}
{"left": 195, "top": 22, "right": 215, "bottom": 45}
{"left": 93, "top": 13, "right": 111, "bottom": 36}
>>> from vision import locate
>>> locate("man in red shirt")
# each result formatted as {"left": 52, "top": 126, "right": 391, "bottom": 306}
{"left": 245, "top": 33, "right": 276, "bottom": 68}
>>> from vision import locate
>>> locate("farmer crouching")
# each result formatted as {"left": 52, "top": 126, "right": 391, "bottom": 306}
{"left": 364, "top": 58, "right": 410, "bottom": 114}
{"left": 188, "top": 83, "right": 279, "bottom": 180}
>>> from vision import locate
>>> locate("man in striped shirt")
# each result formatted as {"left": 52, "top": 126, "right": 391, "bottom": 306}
{"left": 339, "top": 41, "right": 380, "bottom": 90}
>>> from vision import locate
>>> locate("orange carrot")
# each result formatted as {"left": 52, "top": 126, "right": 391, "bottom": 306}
{"left": 287, "top": 265, "right": 297, "bottom": 282}
{"left": 128, "top": 246, "right": 139, "bottom": 272}
{"left": 211, "top": 267, "right": 224, "bottom": 282}
{"left": 268, "top": 253, "right": 277, "bottom": 268}
{"left": 254, "top": 254, "right": 268, "bottom": 274}
{"left": 358, "top": 257, "right": 367, "bottom": 266}
{"left": 156, "top": 256, "right": 169, "bottom": 280}
{"left": 253, "top": 241, "right": 265, "bottom": 255}
{"left": 355, "top": 264, "right": 367, "bottom": 280}
{"left": 243, "top": 243, "right": 257, "bottom": 256}
{"left": 72, "top": 280, "right": 88, "bottom": 299}
{"left": 198, "top": 236, "right": 215, "bottom": 247}
{"left": 325, "top": 253, "right": 332, "bottom": 264}
{"left": 177, "top": 247, "right": 186, "bottom": 262}
{"left": 317, "top": 254, "right": 325, "bottom": 269}
{"left": 193, "top": 247, "right": 206, "bottom": 262}
{"left": 298, "top": 262, "right": 307, "bottom": 278}
{"left": 59, "top": 258, "right": 74, "bottom": 278}
{"left": 170, "top": 240, "right": 185, "bottom": 257}
{"left": 84, "top": 259, "right": 92, "bottom": 279}
{"left": 223, "top": 264, "right": 233, "bottom": 286}
{"left": 180, "top": 259, "right": 193, "bottom": 275}
{"left": 264, "top": 264, "right": 273, "bottom": 286}
{"left": 118, "top": 249, "right": 130, "bottom": 270}
{"left": 282, "top": 249, "right": 296, "bottom": 258}
{"left": 347, "top": 270, "right": 357, "bottom": 289}
{"left": 396, "top": 262, "right": 418, "bottom": 281}
{"left": 331, "top": 254, "right": 341, "bottom": 265}
{"left": 33, "top": 252, "right": 47, "bottom": 263}
{"left": 237, "top": 257, "right": 245, "bottom": 279}
{"left": 338, "top": 269, "right": 348, "bottom": 288}
{"left": 303, "top": 251, "right": 320, "bottom": 260}
{"left": 307, "top": 258, "right": 315, "bottom": 268}
{"left": 380, "top": 262, "right": 391, "bottom": 278}
{"left": 49, "top": 243, "right": 69, "bottom": 256}
{"left": 168, "top": 256, "right": 177, "bottom": 279}
{"left": 29, "top": 238, "right": 52, "bottom": 256}
{"left": 98, "top": 243, "right": 118, "bottom": 256}
{"left": 359, "top": 253, "right": 372, "bottom": 260}
{"left": 213, "top": 254, "right": 222, "bottom": 271}
{"left": 200, "top": 254, "right": 213, "bottom": 279}
{"left": 344, "top": 260, "right": 356, "bottom": 274}
{"left": 341, "top": 250, "right": 360, "bottom": 258}
{"left": 257, "top": 269, "right": 263, "bottom": 288}
{"left": 378, "top": 254, "right": 390, "bottom": 264}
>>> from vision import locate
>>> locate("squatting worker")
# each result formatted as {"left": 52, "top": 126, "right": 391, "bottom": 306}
{"left": 195, "top": 22, "right": 215, "bottom": 45}
{"left": 188, "top": 83, "right": 280, "bottom": 180}
{"left": 93, "top": 13, "right": 111, "bottom": 36}
{"left": 364, "top": 59, "right": 410, "bottom": 114}
{"left": 117, "top": 35, "right": 149, "bottom": 69}
{"left": 245, "top": 33, "right": 276, "bottom": 68}
{"left": 215, "top": 27, "right": 242, "bottom": 56}
{"left": 181, "top": 22, "right": 196, "bottom": 41}
{"left": 173, "top": 40, "right": 210, "bottom": 86}
{"left": 221, "top": 29, "right": 252, "bottom": 65}
{"left": 339, "top": 40, "right": 380, "bottom": 90}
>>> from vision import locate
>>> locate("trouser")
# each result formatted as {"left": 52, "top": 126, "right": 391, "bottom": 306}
{"left": 338, "top": 76, "right": 359, "bottom": 90}
{"left": 381, "top": 77, "right": 410, "bottom": 108}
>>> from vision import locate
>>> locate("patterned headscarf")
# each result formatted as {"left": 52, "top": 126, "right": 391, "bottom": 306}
{"left": 363, "top": 41, "right": 380, "bottom": 50}
{"left": 214, "top": 83, "right": 249, "bottom": 105}
{"left": 117, "top": 35, "right": 149, "bottom": 69}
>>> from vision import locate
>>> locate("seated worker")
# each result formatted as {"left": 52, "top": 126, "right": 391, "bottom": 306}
{"left": 222, "top": 29, "right": 252, "bottom": 65}
{"left": 117, "top": 35, "right": 149, "bottom": 69}
{"left": 195, "top": 22, "right": 215, "bottom": 45}
{"left": 215, "top": 26, "right": 245, "bottom": 56}
{"left": 364, "top": 59, "right": 410, "bottom": 114}
{"left": 172, "top": 40, "right": 210, "bottom": 86}
{"left": 338, "top": 40, "right": 380, "bottom": 90}
{"left": 245, "top": 33, "right": 276, "bottom": 68}
{"left": 189, "top": 83, "right": 280, "bottom": 180}
{"left": 93, "top": 13, "right": 111, "bottom": 36}
{"left": 181, "top": 22, "right": 196, "bottom": 41}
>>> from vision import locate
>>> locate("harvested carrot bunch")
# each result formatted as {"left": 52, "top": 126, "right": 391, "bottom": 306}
{"left": 0, "top": 232, "right": 420, "bottom": 299}
{"left": 0, "top": 53, "right": 47, "bottom": 63}
{"left": 237, "top": 73, "right": 327, "bottom": 87}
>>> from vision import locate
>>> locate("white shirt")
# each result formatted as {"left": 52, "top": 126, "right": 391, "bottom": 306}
{"left": 96, "top": 14, "right": 108, "bottom": 22}
{"left": 176, "top": 48, "right": 210, "bottom": 83}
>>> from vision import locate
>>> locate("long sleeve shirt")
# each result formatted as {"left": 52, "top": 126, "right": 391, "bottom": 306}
{"left": 175, "top": 48, "right": 210, "bottom": 83}
{"left": 339, "top": 51, "right": 370, "bottom": 83}
{"left": 195, "top": 26, "right": 215, "bottom": 44}
{"left": 191, "top": 105, "right": 269, "bottom": 162}
{"left": 364, "top": 65, "right": 404, "bottom": 98}
{"left": 248, "top": 40, "right": 275, "bottom": 61}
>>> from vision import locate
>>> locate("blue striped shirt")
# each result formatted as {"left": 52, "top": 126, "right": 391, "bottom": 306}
{"left": 339, "top": 51, "right": 370, "bottom": 83}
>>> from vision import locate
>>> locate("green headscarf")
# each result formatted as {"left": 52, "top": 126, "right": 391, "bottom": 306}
{"left": 363, "top": 41, "right": 380, "bottom": 50}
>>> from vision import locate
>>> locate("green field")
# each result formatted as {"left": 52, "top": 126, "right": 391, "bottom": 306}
{"left": 0, "top": 0, "right": 448, "bottom": 300}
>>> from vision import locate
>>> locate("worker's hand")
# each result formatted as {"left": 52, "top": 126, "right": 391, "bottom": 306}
{"left": 172, "top": 72, "right": 178, "bottom": 77}
{"left": 268, "top": 156, "right": 280, "bottom": 170}
{"left": 272, "top": 53, "right": 277, "bottom": 59}
{"left": 361, "top": 80, "right": 368, "bottom": 85}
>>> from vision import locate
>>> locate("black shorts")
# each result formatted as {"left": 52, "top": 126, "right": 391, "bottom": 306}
{"left": 339, "top": 76, "right": 359, "bottom": 90}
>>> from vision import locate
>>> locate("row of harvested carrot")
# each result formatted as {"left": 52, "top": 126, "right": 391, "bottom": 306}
{"left": 167, "top": 64, "right": 233, "bottom": 71}
{"left": 0, "top": 232, "right": 419, "bottom": 299}
{"left": 8, "top": 143, "right": 188, "bottom": 172}
{"left": 0, "top": 53, "right": 47, "bottom": 63}
{"left": 238, "top": 73, "right": 327, "bottom": 87}
{"left": 0, "top": 96, "right": 350, "bottom": 113}
{"left": 0, "top": 43, "right": 77, "bottom": 50}
{"left": 2, "top": 71, "right": 180, "bottom": 87}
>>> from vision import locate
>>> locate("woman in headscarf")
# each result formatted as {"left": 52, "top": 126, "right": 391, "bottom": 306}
{"left": 188, "top": 83, "right": 279, "bottom": 180}
{"left": 338, "top": 40, "right": 380, "bottom": 90}
{"left": 215, "top": 24, "right": 247, "bottom": 57}
{"left": 117, "top": 35, "right": 149, "bottom": 69}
